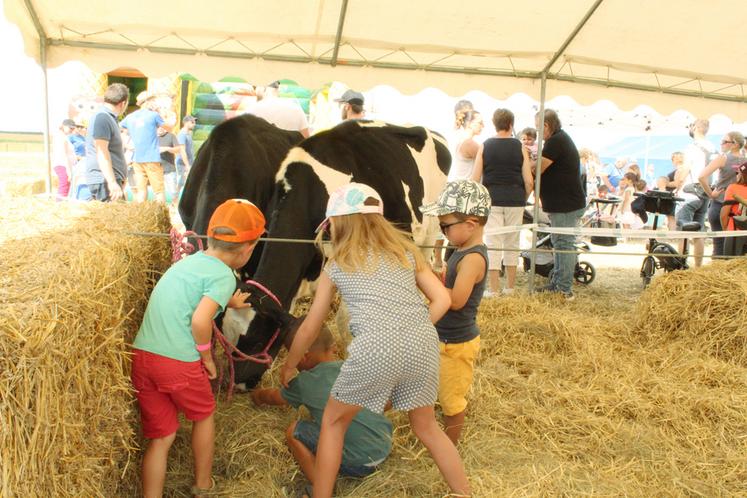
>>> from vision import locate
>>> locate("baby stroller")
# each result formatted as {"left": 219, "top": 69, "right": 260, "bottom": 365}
{"left": 520, "top": 209, "right": 596, "bottom": 285}
{"left": 636, "top": 190, "right": 698, "bottom": 287}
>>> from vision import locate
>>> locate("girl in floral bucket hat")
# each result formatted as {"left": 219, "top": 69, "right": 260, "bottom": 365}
{"left": 281, "top": 183, "right": 470, "bottom": 497}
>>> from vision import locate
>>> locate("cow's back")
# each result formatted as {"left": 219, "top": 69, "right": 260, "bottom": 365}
{"left": 179, "top": 114, "right": 303, "bottom": 235}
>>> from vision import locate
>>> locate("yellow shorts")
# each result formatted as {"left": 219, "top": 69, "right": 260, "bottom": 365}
{"left": 132, "top": 161, "right": 165, "bottom": 194}
{"left": 438, "top": 335, "right": 480, "bottom": 416}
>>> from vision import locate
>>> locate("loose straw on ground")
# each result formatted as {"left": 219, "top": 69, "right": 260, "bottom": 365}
{"left": 3, "top": 197, "right": 746, "bottom": 497}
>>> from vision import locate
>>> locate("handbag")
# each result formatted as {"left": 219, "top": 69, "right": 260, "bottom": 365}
{"left": 682, "top": 143, "right": 714, "bottom": 199}
{"left": 683, "top": 182, "right": 707, "bottom": 198}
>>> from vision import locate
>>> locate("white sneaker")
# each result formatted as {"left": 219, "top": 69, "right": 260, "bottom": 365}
{"left": 483, "top": 289, "right": 498, "bottom": 298}
{"left": 501, "top": 288, "right": 515, "bottom": 295}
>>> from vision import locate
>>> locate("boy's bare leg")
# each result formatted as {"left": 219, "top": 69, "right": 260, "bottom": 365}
{"left": 408, "top": 406, "right": 470, "bottom": 496}
{"left": 313, "top": 398, "right": 361, "bottom": 498}
{"left": 142, "top": 432, "right": 177, "bottom": 497}
{"left": 443, "top": 411, "right": 466, "bottom": 445}
{"left": 286, "top": 422, "right": 316, "bottom": 483}
{"left": 192, "top": 413, "right": 215, "bottom": 491}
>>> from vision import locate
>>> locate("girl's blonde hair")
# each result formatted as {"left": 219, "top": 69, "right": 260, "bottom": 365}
{"left": 315, "top": 213, "right": 425, "bottom": 273}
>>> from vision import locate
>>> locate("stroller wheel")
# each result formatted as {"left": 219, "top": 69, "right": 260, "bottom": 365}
{"left": 640, "top": 256, "right": 655, "bottom": 288}
{"left": 574, "top": 261, "right": 595, "bottom": 285}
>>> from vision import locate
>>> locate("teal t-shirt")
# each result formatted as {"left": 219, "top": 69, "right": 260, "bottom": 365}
{"left": 281, "top": 361, "right": 393, "bottom": 467}
{"left": 133, "top": 252, "right": 236, "bottom": 361}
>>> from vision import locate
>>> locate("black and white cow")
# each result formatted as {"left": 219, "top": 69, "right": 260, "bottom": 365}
{"left": 229, "top": 119, "right": 450, "bottom": 388}
{"left": 179, "top": 113, "right": 303, "bottom": 277}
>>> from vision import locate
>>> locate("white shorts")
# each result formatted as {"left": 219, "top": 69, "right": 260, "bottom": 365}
{"left": 484, "top": 206, "right": 524, "bottom": 269}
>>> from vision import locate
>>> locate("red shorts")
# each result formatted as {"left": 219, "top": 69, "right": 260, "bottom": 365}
{"left": 131, "top": 349, "right": 215, "bottom": 439}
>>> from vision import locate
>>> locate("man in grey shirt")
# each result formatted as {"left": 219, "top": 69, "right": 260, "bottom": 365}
{"left": 85, "top": 83, "right": 130, "bottom": 201}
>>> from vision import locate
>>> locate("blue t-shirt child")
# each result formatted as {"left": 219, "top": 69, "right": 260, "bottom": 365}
{"left": 133, "top": 251, "right": 236, "bottom": 361}
{"left": 121, "top": 108, "right": 164, "bottom": 163}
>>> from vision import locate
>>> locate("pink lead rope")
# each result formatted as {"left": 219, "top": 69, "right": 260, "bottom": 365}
{"left": 212, "top": 279, "right": 283, "bottom": 400}
{"left": 169, "top": 228, "right": 284, "bottom": 400}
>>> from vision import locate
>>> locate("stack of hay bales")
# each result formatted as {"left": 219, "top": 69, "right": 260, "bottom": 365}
{"left": 633, "top": 258, "right": 747, "bottom": 364}
{"left": 0, "top": 199, "right": 170, "bottom": 497}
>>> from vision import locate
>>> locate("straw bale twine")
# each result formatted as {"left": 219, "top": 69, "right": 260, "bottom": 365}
{"left": 633, "top": 258, "right": 747, "bottom": 365}
{"left": 0, "top": 198, "right": 170, "bottom": 497}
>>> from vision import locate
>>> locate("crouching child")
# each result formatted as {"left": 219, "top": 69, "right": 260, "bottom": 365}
{"left": 252, "top": 324, "right": 393, "bottom": 487}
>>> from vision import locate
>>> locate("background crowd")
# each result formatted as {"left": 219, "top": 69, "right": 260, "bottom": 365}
{"left": 51, "top": 83, "right": 747, "bottom": 292}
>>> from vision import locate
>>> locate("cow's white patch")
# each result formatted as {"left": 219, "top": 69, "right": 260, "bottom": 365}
{"left": 430, "top": 131, "right": 449, "bottom": 151}
{"left": 275, "top": 147, "right": 351, "bottom": 195}
{"left": 222, "top": 307, "right": 256, "bottom": 346}
{"left": 356, "top": 120, "right": 388, "bottom": 128}
{"left": 406, "top": 131, "right": 449, "bottom": 255}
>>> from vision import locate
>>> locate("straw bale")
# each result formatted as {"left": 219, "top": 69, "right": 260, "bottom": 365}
{"left": 0, "top": 198, "right": 170, "bottom": 497}
{"left": 632, "top": 258, "right": 747, "bottom": 365}
{"left": 131, "top": 271, "right": 746, "bottom": 497}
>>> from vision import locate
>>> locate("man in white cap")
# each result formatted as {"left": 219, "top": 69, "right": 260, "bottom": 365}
{"left": 249, "top": 81, "right": 310, "bottom": 137}
{"left": 121, "top": 91, "right": 166, "bottom": 202}
{"left": 336, "top": 89, "right": 366, "bottom": 121}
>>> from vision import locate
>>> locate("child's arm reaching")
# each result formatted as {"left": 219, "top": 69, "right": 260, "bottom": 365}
{"left": 192, "top": 296, "right": 221, "bottom": 379}
{"left": 415, "top": 265, "right": 451, "bottom": 324}
{"left": 447, "top": 253, "right": 486, "bottom": 310}
{"left": 280, "top": 272, "right": 336, "bottom": 387}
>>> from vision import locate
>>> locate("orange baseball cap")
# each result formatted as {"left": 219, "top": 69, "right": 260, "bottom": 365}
{"left": 208, "top": 199, "right": 266, "bottom": 243}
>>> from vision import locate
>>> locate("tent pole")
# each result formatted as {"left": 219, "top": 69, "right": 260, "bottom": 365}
{"left": 543, "top": 0, "right": 604, "bottom": 73}
{"left": 529, "top": 72, "right": 547, "bottom": 293}
{"left": 40, "top": 37, "right": 52, "bottom": 194}
{"left": 330, "top": 0, "right": 349, "bottom": 67}
{"left": 530, "top": 0, "right": 602, "bottom": 292}
{"left": 23, "top": 0, "right": 52, "bottom": 194}
{"left": 643, "top": 130, "right": 651, "bottom": 183}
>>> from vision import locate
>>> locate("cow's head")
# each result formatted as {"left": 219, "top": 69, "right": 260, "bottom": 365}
{"left": 220, "top": 279, "right": 300, "bottom": 389}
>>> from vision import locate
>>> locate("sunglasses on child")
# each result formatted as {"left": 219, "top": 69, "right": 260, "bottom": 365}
{"left": 439, "top": 220, "right": 469, "bottom": 234}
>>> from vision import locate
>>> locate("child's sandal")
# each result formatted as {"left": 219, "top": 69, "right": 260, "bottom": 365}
{"left": 191, "top": 476, "right": 216, "bottom": 497}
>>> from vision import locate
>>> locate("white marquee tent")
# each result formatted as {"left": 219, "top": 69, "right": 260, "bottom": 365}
{"left": 5, "top": 0, "right": 746, "bottom": 285}
{"left": 6, "top": 0, "right": 747, "bottom": 117}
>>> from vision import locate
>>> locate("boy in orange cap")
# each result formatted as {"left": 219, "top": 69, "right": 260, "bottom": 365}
{"left": 131, "top": 199, "right": 265, "bottom": 497}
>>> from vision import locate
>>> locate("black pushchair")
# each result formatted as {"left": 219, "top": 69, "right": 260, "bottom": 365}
{"left": 519, "top": 208, "right": 596, "bottom": 285}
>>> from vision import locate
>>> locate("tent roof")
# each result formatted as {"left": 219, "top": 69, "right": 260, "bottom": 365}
{"left": 6, "top": 0, "right": 747, "bottom": 118}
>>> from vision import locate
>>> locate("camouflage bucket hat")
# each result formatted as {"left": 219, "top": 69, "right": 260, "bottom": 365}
{"left": 420, "top": 180, "right": 491, "bottom": 217}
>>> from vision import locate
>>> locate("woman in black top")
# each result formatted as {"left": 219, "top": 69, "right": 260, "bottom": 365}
{"left": 472, "top": 108, "right": 533, "bottom": 295}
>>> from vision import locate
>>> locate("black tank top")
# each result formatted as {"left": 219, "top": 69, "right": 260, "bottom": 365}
{"left": 481, "top": 137, "right": 526, "bottom": 207}
{"left": 435, "top": 244, "right": 488, "bottom": 343}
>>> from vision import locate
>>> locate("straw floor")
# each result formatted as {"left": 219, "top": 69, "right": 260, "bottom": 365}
{"left": 0, "top": 198, "right": 171, "bottom": 497}
{"left": 2, "top": 198, "right": 745, "bottom": 497}
{"left": 126, "top": 261, "right": 746, "bottom": 497}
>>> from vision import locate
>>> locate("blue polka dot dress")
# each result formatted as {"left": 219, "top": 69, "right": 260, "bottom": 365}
{"left": 326, "top": 252, "right": 440, "bottom": 413}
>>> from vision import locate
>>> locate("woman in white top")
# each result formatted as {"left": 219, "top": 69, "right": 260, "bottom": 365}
{"left": 449, "top": 110, "right": 484, "bottom": 181}
{"left": 434, "top": 107, "right": 483, "bottom": 269}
